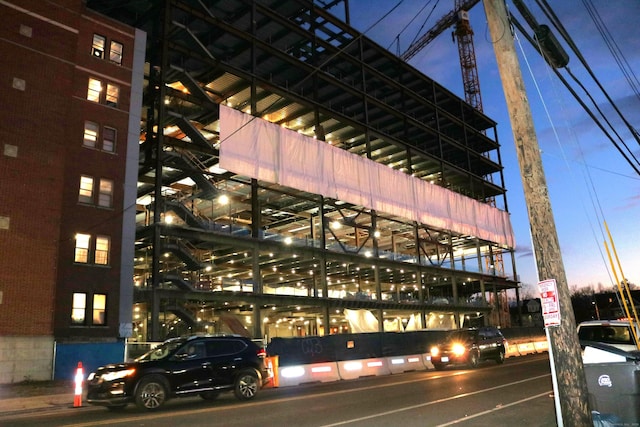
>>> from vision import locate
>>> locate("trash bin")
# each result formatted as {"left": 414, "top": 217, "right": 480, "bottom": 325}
{"left": 582, "top": 342, "right": 640, "bottom": 424}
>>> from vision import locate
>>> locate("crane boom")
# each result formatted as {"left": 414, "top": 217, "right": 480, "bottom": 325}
{"left": 400, "top": 0, "right": 481, "bottom": 62}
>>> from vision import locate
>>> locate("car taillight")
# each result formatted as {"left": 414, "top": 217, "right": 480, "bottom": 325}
{"left": 257, "top": 348, "right": 267, "bottom": 358}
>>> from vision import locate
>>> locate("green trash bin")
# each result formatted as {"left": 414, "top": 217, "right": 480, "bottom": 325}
{"left": 582, "top": 342, "right": 640, "bottom": 424}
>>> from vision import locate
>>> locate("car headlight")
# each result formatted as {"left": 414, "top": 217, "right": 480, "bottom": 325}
{"left": 101, "top": 369, "right": 136, "bottom": 382}
{"left": 451, "top": 343, "right": 466, "bottom": 356}
{"left": 430, "top": 346, "right": 440, "bottom": 357}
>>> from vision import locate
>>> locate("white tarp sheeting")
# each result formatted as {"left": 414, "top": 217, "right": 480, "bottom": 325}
{"left": 343, "top": 309, "right": 379, "bottom": 333}
{"left": 219, "top": 105, "right": 515, "bottom": 248}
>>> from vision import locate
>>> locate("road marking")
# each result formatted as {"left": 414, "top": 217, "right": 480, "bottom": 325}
{"left": 435, "top": 391, "right": 552, "bottom": 426}
{"left": 61, "top": 358, "right": 549, "bottom": 427}
{"left": 317, "top": 374, "right": 551, "bottom": 427}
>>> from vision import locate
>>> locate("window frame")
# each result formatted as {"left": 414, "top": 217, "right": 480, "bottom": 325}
{"left": 109, "top": 40, "right": 123, "bottom": 65}
{"left": 78, "top": 175, "right": 94, "bottom": 204}
{"left": 105, "top": 83, "right": 119, "bottom": 107}
{"left": 83, "top": 121, "right": 99, "bottom": 148}
{"left": 91, "top": 34, "right": 106, "bottom": 59}
{"left": 74, "top": 233, "right": 91, "bottom": 263}
{"left": 92, "top": 293, "right": 107, "bottom": 325}
{"left": 94, "top": 235, "right": 110, "bottom": 265}
{"left": 102, "top": 126, "right": 116, "bottom": 153}
{"left": 98, "top": 178, "right": 114, "bottom": 208}
{"left": 71, "top": 292, "right": 87, "bottom": 325}
{"left": 87, "top": 78, "right": 102, "bottom": 103}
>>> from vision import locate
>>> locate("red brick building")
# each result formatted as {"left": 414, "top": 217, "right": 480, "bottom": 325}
{"left": 0, "top": 0, "right": 145, "bottom": 382}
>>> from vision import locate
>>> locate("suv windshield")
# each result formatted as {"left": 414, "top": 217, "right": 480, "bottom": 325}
{"left": 136, "top": 339, "right": 187, "bottom": 362}
{"left": 447, "top": 330, "right": 475, "bottom": 342}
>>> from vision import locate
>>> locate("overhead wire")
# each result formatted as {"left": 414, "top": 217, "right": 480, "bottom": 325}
{"left": 535, "top": 0, "right": 640, "bottom": 148}
{"left": 510, "top": 0, "right": 640, "bottom": 175}
{"left": 386, "top": 0, "right": 440, "bottom": 53}
{"left": 581, "top": 0, "right": 640, "bottom": 106}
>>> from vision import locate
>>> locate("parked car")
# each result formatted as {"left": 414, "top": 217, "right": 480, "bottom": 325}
{"left": 428, "top": 327, "right": 506, "bottom": 369}
{"left": 577, "top": 319, "right": 640, "bottom": 352}
{"left": 86, "top": 334, "right": 268, "bottom": 411}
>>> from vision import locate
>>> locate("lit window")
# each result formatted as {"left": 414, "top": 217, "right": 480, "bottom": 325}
{"left": 83, "top": 121, "right": 99, "bottom": 148}
{"left": 91, "top": 34, "right": 105, "bottom": 59}
{"left": 72, "top": 293, "right": 87, "bottom": 325}
{"left": 105, "top": 83, "right": 119, "bottom": 107}
{"left": 75, "top": 233, "right": 91, "bottom": 263}
{"left": 102, "top": 126, "right": 116, "bottom": 152}
{"left": 95, "top": 236, "right": 110, "bottom": 265}
{"left": 87, "top": 78, "right": 102, "bottom": 102}
{"left": 93, "top": 294, "right": 106, "bottom": 325}
{"left": 79, "top": 175, "right": 94, "bottom": 204}
{"left": 98, "top": 179, "right": 113, "bottom": 208}
{"left": 109, "top": 41, "right": 123, "bottom": 65}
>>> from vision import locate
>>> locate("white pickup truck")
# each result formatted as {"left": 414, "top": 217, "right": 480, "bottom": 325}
{"left": 577, "top": 319, "right": 640, "bottom": 352}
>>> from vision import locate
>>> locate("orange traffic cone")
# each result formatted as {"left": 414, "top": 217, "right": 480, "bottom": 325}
{"left": 73, "top": 362, "right": 83, "bottom": 407}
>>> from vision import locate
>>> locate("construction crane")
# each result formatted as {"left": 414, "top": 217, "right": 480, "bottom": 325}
{"left": 400, "top": 0, "right": 504, "bottom": 277}
{"left": 400, "top": 0, "right": 483, "bottom": 111}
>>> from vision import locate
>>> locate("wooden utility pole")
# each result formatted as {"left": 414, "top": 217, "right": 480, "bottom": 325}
{"left": 482, "top": 1, "right": 591, "bottom": 425}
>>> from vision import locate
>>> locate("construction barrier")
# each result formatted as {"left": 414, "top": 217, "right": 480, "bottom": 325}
{"left": 336, "top": 357, "right": 390, "bottom": 380}
{"left": 277, "top": 362, "right": 340, "bottom": 387}
{"left": 273, "top": 338, "right": 549, "bottom": 387}
{"left": 386, "top": 354, "right": 425, "bottom": 374}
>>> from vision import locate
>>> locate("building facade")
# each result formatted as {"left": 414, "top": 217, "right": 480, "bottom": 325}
{"left": 0, "top": 0, "right": 521, "bottom": 382}
{"left": 0, "top": 0, "right": 144, "bottom": 382}
{"left": 86, "top": 0, "right": 520, "bottom": 344}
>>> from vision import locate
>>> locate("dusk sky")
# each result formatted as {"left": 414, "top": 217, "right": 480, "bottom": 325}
{"left": 344, "top": 0, "right": 640, "bottom": 293}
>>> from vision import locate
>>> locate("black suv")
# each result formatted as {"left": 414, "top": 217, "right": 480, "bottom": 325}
{"left": 428, "top": 327, "right": 506, "bottom": 369}
{"left": 86, "top": 335, "right": 268, "bottom": 411}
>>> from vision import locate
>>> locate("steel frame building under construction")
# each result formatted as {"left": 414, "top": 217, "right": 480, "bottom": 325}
{"left": 87, "top": 0, "right": 521, "bottom": 342}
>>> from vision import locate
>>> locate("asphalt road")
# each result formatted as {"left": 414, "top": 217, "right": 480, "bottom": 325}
{"left": 1, "top": 354, "right": 558, "bottom": 427}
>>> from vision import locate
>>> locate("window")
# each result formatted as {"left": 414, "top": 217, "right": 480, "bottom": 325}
{"left": 74, "top": 233, "right": 110, "bottom": 265}
{"left": 78, "top": 176, "right": 113, "bottom": 207}
{"left": 93, "top": 294, "right": 106, "bottom": 325}
{"left": 105, "top": 83, "right": 119, "bottom": 107}
{"left": 72, "top": 293, "right": 87, "bottom": 325}
{"left": 87, "top": 78, "right": 119, "bottom": 107}
{"left": 72, "top": 292, "right": 107, "bottom": 326}
{"left": 95, "top": 236, "right": 110, "bottom": 265}
{"left": 87, "top": 78, "right": 102, "bottom": 102}
{"left": 102, "top": 126, "right": 117, "bottom": 153}
{"left": 91, "top": 34, "right": 105, "bottom": 59}
{"left": 84, "top": 122, "right": 116, "bottom": 153}
{"left": 98, "top": 179, "right": 113, "bottom": 208}
{"left": 109, "top": 41, "right": 123, "bottom": 65}
{"left": 83, "top": 121, "right": 99, "bottom": 148}
{"left": 103, "top": 127, "right": 116, "bottom": 152}
{"left": 75, "top": 233, "right": 90, "bottom": 263}
{"left": 79, "top": 175, "right": 94, "bottom": 204}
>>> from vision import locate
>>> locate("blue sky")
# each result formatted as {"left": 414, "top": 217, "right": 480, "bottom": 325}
{"left": 344, "top": 0, "right": 640, "bottom": 293}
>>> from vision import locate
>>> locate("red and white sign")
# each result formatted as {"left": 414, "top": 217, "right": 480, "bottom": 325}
{"left": 538, "top": 279, "right": 561, "bottom": 327}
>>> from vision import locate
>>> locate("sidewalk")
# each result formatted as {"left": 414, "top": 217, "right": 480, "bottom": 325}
{"left": 0, "top": 381, "right": 79, "bottom": 415}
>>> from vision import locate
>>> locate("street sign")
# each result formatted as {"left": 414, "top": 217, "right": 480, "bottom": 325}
{"left": 538, "top": 279, "right": 561, "bottom": 327}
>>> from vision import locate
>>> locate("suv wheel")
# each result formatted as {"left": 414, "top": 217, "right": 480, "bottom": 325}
{"left": 135, "top": 375, "right": 168, "bottom": 410}
{"left": 234, "top": 370, "right": 259, "bottom": 400}
{"left": 468, "top": 351, "right": 479, "bottom": 368}
{"left": 496, "top": 349, "right": 505, "bottom": 364}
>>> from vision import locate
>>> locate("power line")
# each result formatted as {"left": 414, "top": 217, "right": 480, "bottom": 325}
{"left": 535, "top": 0, "right": 640, "bottom": 148}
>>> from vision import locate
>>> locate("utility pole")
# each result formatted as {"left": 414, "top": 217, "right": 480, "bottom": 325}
{"left": 482, "top": 1, "right": 591, "bottom": 425}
